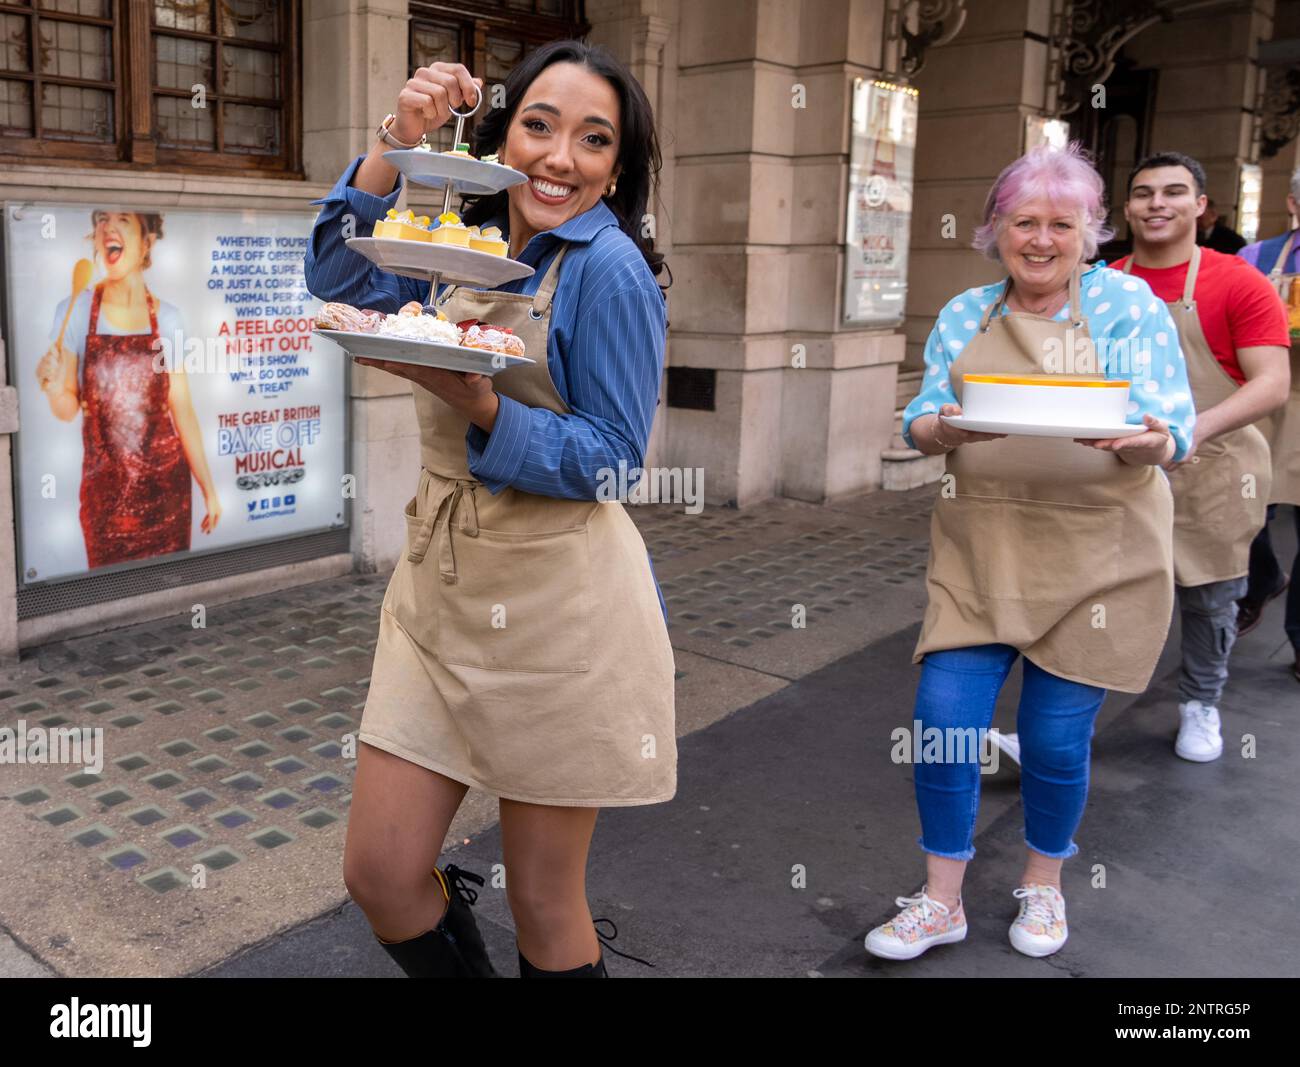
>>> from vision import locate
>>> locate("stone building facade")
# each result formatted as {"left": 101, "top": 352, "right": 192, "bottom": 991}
{"left": 4, "top": 0, "right": 1300, "bottom": 654}
{"left": 892, "top": 0, "right": 1300, "bottom": 485}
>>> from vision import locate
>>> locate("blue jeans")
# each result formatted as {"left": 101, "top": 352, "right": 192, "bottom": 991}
{"left": 913, "top": 644, "right": 1106, "bottom": 861}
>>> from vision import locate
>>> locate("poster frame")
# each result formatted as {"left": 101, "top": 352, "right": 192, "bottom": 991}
{"left": 842, "top": 74, "right": 919, "bottom": 328}
{"left": 1, "top": 199, "right": 353, "bottom": 591}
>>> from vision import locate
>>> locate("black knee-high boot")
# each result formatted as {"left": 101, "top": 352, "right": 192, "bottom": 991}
{"left": 516, "top": 917, "right": 653, "bottom": 978}
{"left": 518, "top": 948, "right": 607, "bottom": 978}
{"left": 374, "top": 864, "right": 496, "bottom": 978}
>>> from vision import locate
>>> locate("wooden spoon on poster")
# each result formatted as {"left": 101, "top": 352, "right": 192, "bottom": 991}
{"left": 38, "top": 258, "right": 94, "bottom": 392}
{"left": 56, "top": 258, "right": 95, "bottom": 351}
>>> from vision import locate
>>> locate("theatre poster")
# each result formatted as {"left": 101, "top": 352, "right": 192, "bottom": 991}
{"left": 844, "top": 77, "right": 918, "bottom": 327}
{"left": 4, "top": 202, "right": 347, "bottom": 584}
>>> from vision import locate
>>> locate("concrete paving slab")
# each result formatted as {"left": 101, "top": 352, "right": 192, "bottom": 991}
{"left": 11, "top": 489, "right": 1295, "bottom": 978}
{"left": 0, "top": 928, "right": 55, "bottom": 977}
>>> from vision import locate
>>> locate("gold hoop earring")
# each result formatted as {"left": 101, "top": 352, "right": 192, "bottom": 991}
{"left": 605, "top": 179, "right": 617, "bottom": 197}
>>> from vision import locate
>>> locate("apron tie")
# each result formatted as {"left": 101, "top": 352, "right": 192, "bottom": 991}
{"left": 406, "top": 474, "right": 480, "bottom": 585}
{"left": 436, "top": 480, "right": 480, "bottom": 584}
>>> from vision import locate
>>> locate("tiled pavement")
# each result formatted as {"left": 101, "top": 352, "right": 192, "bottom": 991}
{"left": 0, "top": 485, "right": 941, "bottom": 977}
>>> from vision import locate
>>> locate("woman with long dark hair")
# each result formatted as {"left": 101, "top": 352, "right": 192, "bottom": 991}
{"left": 306, "top": 41, "right": 674, "bottom": 978}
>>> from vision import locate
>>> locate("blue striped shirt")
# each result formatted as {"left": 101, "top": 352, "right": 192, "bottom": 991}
{"left": 306, "top": 156, "right": 667, "bottom": 495}
{"left": 306, "top": 155, "right": 670, "bottom": 615}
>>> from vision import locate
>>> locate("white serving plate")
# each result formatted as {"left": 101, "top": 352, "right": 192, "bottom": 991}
{"left": 940, "top": 415, "right": 1147, "bottom": 439}
{"left": 314, "top": 329, "right": 533, "bottom": 376}
{"left": 346, "top": 237, "right": 533, "bottom": 287}
{"left": 383, "top": 149, "right": 530, "bottom": 195}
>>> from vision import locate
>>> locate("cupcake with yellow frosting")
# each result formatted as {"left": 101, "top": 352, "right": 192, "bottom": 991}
{"left": 429, "top": 210, "right": 472, "bottom": 247}
{"left": 373, "top": 209, "right": 432, "bottom": 242}
{"left": 468, "top": 225, "right": 508, "bottom": 257}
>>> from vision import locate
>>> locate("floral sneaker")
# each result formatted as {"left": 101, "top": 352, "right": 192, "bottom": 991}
{"left": 864, "top": 887, "right": 967, "bottom": 960}
{"left": 1009, "top": 883, "right": 1068, "bottom": 957}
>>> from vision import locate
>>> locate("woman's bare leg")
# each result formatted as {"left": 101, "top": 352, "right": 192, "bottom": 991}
{"left": 925, "top": 855, "right": 968, "bottom": 909}
{"left": 343, "top": 741, "right": 468, "bottom": 942}
{"left": 499, "top": 799, "right": 600, "bottom": 970}
{"left": 1020, "top": 848, "right": 1064, "bottom": 890}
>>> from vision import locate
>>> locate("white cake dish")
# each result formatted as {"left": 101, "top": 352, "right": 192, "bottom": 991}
{"left": 345, "top": 237, "right": 533, "bottom": 287}
{"left": 313, "top": 330, "right": 533, "bottom": 376}
{"left": 960, "top": 373, "right": 1130, "bottom": 428}
{"left": 939, "top": 415, "right": 1146, "bottom": 439}
{"left": 382, "top": 149, "right": 530, "bottom": 196}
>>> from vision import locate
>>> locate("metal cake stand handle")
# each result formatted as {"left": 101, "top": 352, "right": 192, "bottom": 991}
{"left": 423, "top": 81, "right": 484, "bottom": 312}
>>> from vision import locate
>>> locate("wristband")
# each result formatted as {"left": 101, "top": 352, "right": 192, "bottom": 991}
{"left": 933, "top": 417, "right": 955, "bottom": 451}
{"left": 376, "top": 113, "right": 421, "bottom": 150}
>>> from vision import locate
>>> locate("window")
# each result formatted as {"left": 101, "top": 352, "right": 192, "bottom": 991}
{"left": 153, "top": 0, "right": 288, "bottom": 162}
{"left": 0, "top": 0, "right": 301, "bottom": 174}
{"left": 0, "top": 1, "right": 119, "bottom": 160}
{"left": 409, "top": 1, "right": 586, "bottom": 152}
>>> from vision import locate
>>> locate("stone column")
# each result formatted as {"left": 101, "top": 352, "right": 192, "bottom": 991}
{"left": 890, "top": 0, "right": 1050, "bottom": 488}
{"left": 1125, "top": 2, "right": 1273, "bottom": 214}
{"left": 1257, "top": 1, "right": 1300, "bottom": 240}
{"left": 304, "top": 0, "right": 420, "bottom": 573}
{"left": 666, "top": 0, "right": 902, "bottom": 506}
{"left": 302, "top": 0, "right": 411, "bottom": 183}
{"left": 586, "top": 0, "right": 677, "bottom": 472}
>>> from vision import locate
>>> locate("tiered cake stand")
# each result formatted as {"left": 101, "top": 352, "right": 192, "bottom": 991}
{"left": 315, "top": 89, "right": 535, "bottom": 376}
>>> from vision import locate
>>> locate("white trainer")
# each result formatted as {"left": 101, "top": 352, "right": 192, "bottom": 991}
{"left": 988, "top": 729, "right": 1021, "bottom": 766}
{"left": 1175, "top": 700, "right": 1223, "bottom": 762}
{"left": 864, "top": 887, "right": 967, "bottom": 961}
{"left": 1009, "top": 883, "right": 1068, "bottom": 957}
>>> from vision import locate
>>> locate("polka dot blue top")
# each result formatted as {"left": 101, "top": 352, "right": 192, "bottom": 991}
{"left": 901, "top": 262, "right": 1195, "bottom": 462}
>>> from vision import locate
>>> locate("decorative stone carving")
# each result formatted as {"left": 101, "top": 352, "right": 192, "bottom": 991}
{"left": 1047, "top": 0, "right": 1170, "bottom": 115}
{"left": 1259, "top": 62, "right": 1300, "bottom": 159}
{"left": 884, "top": 0, "right": 967, "bottom": 77}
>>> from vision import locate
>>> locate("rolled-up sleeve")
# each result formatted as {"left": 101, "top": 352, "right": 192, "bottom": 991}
{"left": 304, "top": 155, "right": 425, "bottom": 311}
{"left": 466, "top": 285, "right": 667, "bottom": 498}
{"left": 902, "top": 323, "right": 960, "bottom": 448}
{"left": 1097, "top": 281, "right": 1196, "bottom": 462}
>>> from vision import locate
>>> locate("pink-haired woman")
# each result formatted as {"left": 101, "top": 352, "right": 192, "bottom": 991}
{"left": 864, "top": 144, "right": 1195, "bottom": 961}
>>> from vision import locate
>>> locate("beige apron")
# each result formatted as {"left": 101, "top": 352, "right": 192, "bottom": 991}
{"left": 913, "top": 267, "right": 1175, "bottom": 693}
{"left": 359, "top": 244, "right": 677, "bottom": 807}
{"left": 1124, "top": 246, "right": 1272, "bottom": 583}
{"left": 1260, "top": 230, "right": 1300, "bottom": 506}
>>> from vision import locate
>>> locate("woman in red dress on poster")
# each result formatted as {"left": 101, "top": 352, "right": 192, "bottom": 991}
{"left": 36, "top": 210, "right": 221, "bottom": 568}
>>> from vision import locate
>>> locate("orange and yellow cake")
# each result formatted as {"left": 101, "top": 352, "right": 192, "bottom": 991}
{"left": 429, "top": 210, "right": 472, "bottom": 246}
{"left": 960, "top": 372, "right": 1130, "bottom": 427}
{"left": 468, "top": 225, "right": 507, "bottom": 256}
{"left": 373, "top": 209, "right": 432, "bottom": 242}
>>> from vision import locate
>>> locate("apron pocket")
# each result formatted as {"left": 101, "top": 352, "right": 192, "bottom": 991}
{"left": 434, "top": 524, "right": 592, "bottom": 673}
{"left": 931, "top": 494, "right": 1123, "bottom": 602}
{"left": 385, "top": 494, "right": 441, "bottom": 650}
{"left": 1170, "top": 450, "right": 1235, "bottom": 536}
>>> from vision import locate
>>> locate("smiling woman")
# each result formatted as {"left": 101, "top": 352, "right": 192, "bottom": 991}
{"left": 459, "top": 40, "right": 665, "bottom": 278}
{"left": 304, "top": 42, "right": 675, "bottom": 982}
{"left": 864, "top": 143, "right": 1195, "bottom": 966}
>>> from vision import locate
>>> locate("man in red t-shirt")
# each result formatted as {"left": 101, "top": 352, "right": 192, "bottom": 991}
{"left": 1115, "top": 151, "right": 1290, "bottom": 763}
